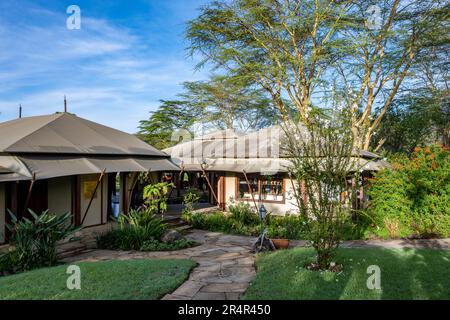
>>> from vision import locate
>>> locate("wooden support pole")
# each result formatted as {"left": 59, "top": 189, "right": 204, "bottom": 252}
{"left": 201, "top": 165, "right": 219, "bottom": 205}
{"left": 22, "top": 172, "right": 36, "bottom": 216}
{"left": 81, "top": 169, "right": 106, "bottom": 225}
{"left": 242, "top": 170, "right": 258, "bottom": 213}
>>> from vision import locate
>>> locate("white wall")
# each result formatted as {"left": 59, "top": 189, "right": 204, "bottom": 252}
{"left": 119, "top": 172, "right": 138, "bottom": 214}
{"left": 223, "top": 173, "right": 299, "bottom": 215}
{"left": 80, "top": 174, "right": 108, "bottom": 227}
{"left": 0, "top": 183, "right": 5, "bottom": 243}
{"left": 47, "top": 176, "right": 72, "bottom": 216}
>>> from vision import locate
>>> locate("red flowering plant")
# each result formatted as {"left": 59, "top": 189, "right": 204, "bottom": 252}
{"left": 368, "top": 145, "right": 450, "bottom": 238}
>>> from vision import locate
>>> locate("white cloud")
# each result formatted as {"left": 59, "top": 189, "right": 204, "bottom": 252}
{"left": 0, "top": 2, "right": 208, "bottom": 133}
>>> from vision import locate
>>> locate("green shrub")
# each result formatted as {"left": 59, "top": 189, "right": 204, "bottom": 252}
{"left": 118, "top": 208, "right": 166, "bottom": 239}
{"left": 0, "top": 250, "right": 21, "bottom": 275}
{"left": 186, "top": 209, "right": 314, "bottom": 239}
{"left": 228, "top": 202, "right": 259, "bottom": 225}
{"left": 266, "top": 214, "right": 307, "bottom": 239}
{"left": 140, "top": 239, "right": 194, "bottom": 251}
{"left": 1, "top": 210, "right": 79, "bottom": 273}
{"left": 97, "top": 208, "right": 167, "bottom": 250}
{"left": 96, "top": 229, "right": 128, "bottom": 250}
{"left": 142, "top": 182, "right": 173, "bottom": 213}
{"left": 183, "top": 189, "right": 200, "bottom": 215}
{"left": 368, "top": 145, "right": 450, "bottom": 238}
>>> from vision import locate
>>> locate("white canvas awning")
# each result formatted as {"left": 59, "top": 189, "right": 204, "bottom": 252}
{"left": 202, "top": 158, "right": 292, "bottom": 174}
{"left": 165, "top": 125, "right": 390, "bottom": 174}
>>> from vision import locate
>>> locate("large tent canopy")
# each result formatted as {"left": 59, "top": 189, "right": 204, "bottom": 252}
{"left": 0, "top": 113, "right": 179, "bottom": 182}
{"left": 164, "top": 125, "right": 390, "bottom": 173}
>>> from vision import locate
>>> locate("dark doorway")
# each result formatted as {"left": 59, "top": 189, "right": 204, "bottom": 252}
{"left": 16, "top": 180, "right": 48, "bottom": 219}
{"left": 6, "top": 180, "right": 48, "bottom": 219}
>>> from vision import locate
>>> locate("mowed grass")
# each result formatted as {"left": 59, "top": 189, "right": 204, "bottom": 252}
{"left": 242, "top": 248, "right": 450, "bottom": 300}
{"left": 0, "top": 259, "right": 196, "bottom": 300}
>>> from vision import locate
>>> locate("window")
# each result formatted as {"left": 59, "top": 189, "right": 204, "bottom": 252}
{"left": 236, "top": 174, "right": 285, "bottom": 203}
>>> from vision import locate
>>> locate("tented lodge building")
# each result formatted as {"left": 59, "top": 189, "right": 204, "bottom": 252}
{"left": 0, "top": 113, "right": 178, "bottom": 244}
{"left": 164, "top": 125, "right": 390, "bottom": 215}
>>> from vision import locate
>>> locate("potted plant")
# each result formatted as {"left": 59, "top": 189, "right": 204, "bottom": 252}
{"left": 270, "top": 238, "right": 289, "bottom": 249}
{"left": 267, "top": 217, "right": 290, "bottom": 249}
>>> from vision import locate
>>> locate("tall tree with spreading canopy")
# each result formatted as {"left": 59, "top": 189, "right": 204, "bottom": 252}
{"left": 180, "top": 75, "right": 279, "bottom": 131}
{"left": 138, "top": 75, "right": 278, "bottom": 148}
{"left": 334, "top": 0, "right": 449, "bottom": 150}
{"left": 187, "top": 0, "right": 448, "bottom": 150}
{"left": 187, "top": 0, "right": 352, "bottom": 123}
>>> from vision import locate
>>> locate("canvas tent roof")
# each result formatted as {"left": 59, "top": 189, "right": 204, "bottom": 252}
{"left": 0, "top": 113, "right": 179, "bottom": 182}
{"left": 0, "top": 113, "right": 166, "bottom": 156}
{"left": 164, "top": 125, "right": 390, "bottom": 173}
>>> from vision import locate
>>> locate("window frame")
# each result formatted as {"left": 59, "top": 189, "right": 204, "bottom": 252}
{"left": 235, "top": 173, "right": 286, "bottom": 204}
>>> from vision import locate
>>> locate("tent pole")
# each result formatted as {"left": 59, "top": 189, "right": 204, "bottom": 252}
{"left": 177, "top": 163, "right": 185, "bottom": 199}
{"left": 22, "top": 172, "right": 36, "bottom": 216}
{"left": 200, "top": 165, "right": 219, "bottom": 205}
{"left": 81, "top": 169, "right": 106, "bottom": 226}
{"left": 242, "top": 170, "right": 258, "bottom": 213}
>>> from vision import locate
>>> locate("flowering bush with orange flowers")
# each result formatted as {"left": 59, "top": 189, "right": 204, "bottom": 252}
{"left": 368, "top": 145, "right": 450, "bottom": 239}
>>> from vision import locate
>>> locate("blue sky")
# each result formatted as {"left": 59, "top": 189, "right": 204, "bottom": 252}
{"left": 0, "top": 0, "right": 210, "bottom": 132}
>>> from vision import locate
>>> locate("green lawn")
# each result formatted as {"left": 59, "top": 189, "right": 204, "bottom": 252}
{"left": 242, "top": 248, "right": 450, "bottom": 300}
{"left": 0, "top": 259, "right": 196, "bottom": 300}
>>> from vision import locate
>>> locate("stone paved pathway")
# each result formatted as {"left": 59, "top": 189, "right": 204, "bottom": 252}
{"left": 62, "top": 230, "right": 256, "bottom": 300}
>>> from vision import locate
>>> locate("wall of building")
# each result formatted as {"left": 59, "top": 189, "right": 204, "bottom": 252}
{"left": 0, "top": 183, "right": 5, "bottom": 243}
{"left": 223, "top": 173, "right": 299, "bottom": 215}
{"left": 79, "top": 174, "right": 108, "bottom": 227}
{"left": 47, "top": 176, "right": 72, "bottom": 216}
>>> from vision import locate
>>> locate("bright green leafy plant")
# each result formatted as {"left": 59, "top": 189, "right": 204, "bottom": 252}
{"left": 1, "top": 210, "right": 79, "bottom": 274}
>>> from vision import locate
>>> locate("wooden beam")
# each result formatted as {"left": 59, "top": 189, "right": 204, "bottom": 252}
{"left": 22, "top": 172, "right": 36, "bottom": 216}
{"left": 81, "top": 169, "right": 106, "bottom": 226}
{"left": 242, "top": 170, "right": 258, "bottom": 213}
{"left": 200, "top": 164, "right": 219, "bottom": 205}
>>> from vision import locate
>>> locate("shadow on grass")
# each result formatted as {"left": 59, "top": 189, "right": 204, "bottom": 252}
{"left": 242, "top": 247, "right": 450, "bottom": 300}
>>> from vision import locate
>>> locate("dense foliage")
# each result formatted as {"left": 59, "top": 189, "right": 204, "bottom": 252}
{"left": 97, "top": 208, "right": 167, "bottom": 251}
{"left": 138, "top": 75, "right": 279, "bottom": 148}
{"left": 0, "top": 210, "right": 79, "bottom": 275}
{"left": 368, "top": 145, "right": 450, "bottom": 238}
{"left": 185, "top": 202, "right": 306, "bottom": 240}
{"left": 187, "top": 0, "right": 447, "bottom": 150}
{"left": 182, "top": 189, "right": 200, "bottom": 215}
{"left": 97, "top": 182, "right": 194, "bottom": 251}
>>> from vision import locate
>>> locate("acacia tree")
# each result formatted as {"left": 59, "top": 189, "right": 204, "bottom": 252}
{"left": 180, "top": 75, "right": 279, "bottom": 131}
{"left": 334, "top": 0, "right": 448, "bottom": 150}
{"left": 138, "top": 75, "right": 278, "bottom": 148}
{"left": 187, "top": 0, "right": 448, "bottom": 150}
{"left": 138, "top": 100, "right": 199, "bottom": 149}
{"left": 283, "top": 110, "right": 357, "bottom": 270}
{"left": 187, "top": 0, "right": 352, "bottom": 123}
